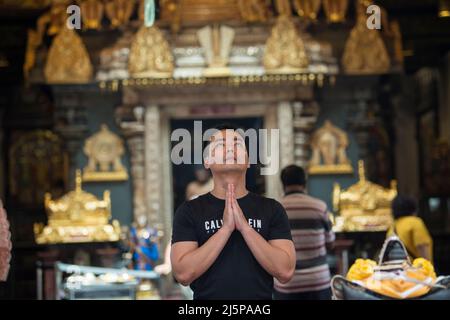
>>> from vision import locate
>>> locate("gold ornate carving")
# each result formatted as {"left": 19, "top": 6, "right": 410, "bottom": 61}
{"left": 308, "top": 120, "right": 353, "bottom": 174}
{"left": 197, "top": 24, "right": 235, "bottom": 77}
{"left": 79, "top": 0, "right": 104, "bottom": 30}
{"left": 41, "top": 0, "right": 71, "bottom": 36}
{"left": 128, "top": 25, "right": 174, "bottom": 78}
{"left": 160, "top": 0, "right": 241, "bottom": 25}
{"left": 44, "top": 28, "right": 93, "bottom": 83}
{"left": 82, "top": 124, "right": 128, "bottom": 182}
{"left": 237, "top": 0, "right": 270, "bottom": 22}
{"left": 105, "top": 0, "right": 136, "bottom": 28}
{"left": 34, "top": 170, "right": 121, "bottom": 244}
{"left": 293, "top": 0, "right": 322, "bottom": 20}
{"left": 332, "top": 160, "right": 397, "bottom": 232}
{"left": 263, "top": 16, "right": 309, "bottom": 73}
{"left": 23, "top": 29, "right": 42, "bottom": 81}
{"left": 322, "top": 0, "right": 348, "bottom": 23}
{"left": 342, "top": 0, "right": 390, "bottom": 74}
{"left": 9, "top": 130, "right": 68, "bottom": 207}
{"left": 275, "top": 0, "right": 293, "bottom": 16}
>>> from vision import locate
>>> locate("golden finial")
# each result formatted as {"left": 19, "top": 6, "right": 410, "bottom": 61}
{"left": 75, "top": 169, "right": 82, "bottom": 193}
{"left": 358, "top": 160, "right": 366, "bottom": 183}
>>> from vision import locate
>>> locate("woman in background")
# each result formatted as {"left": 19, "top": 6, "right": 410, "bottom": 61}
{"left": 387, "top": 195, "right": 433, "bottom": 262}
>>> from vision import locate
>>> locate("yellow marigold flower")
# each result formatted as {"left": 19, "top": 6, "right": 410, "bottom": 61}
{"left": 412, "top": 258, "right": 436, "bottom": 279}
{"left": 347, "top": 259, "right": 377, "bottom": 281}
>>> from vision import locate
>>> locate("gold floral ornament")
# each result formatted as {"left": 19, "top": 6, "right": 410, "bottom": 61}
{"left": 237, "top": 0, "right": 270, "bottom": 22}
{"left": 346, "top": 259, "right": 377, "bottom": 281}
{"left": 44, "top": 28, "right": 93, "bottom": 83}
{"left": 128, "top": 25, "right": 174, "bottom": 78}
{"left": 34, "top": 170, "right": 121, "bottom": 244}
{"left": 105, "top": 0, "right": 136, "bottom": 28}
{"left": 293, "top": 0, "right": 322, "bottom": 21}
{"left": 79, "top": 0, "right": 104, "bottom": 30}
{"left": 275, "top": 0, "right": 293, "bottom": 17}
{"left": 23, "top": 29, "right": 42, "bottom": 81}
{"left": 308, "top": 120, "right": 353, "bottom": 175}
{"left": 333, "top": 160, "right": 397, "bottom": 232}
{"left": 82, "top": 124, "right": 128, "bottom": 182}
{"left": 263, "top": 16, "right": 309, "bottom": 73}
{"left": 40, "top": 0, "right": 71, "bottom": 36}
{"left": 322, "top": 0, "right": 348, "bottom": 23}
{"left": 342, "top": 0, "right": 390, "bottom": 74}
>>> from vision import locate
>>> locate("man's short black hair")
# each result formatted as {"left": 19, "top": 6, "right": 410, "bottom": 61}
{"left": 212, "top": 123, "right": 242, "bottom": 132}
{"left": 280, "top": 165, "right": 306, "bottom": 187}
{"left": 392, "top": 195, "right": 417, "bottom": 219}
{"left": 204, "top": 122, "right": 247, "bottom": 150}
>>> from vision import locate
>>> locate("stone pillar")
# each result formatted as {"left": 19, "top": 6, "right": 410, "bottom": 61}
{"left": 117, "top": 106, "right": 146, "bottom": 221}
{"left": 144, "top": 105, "right": 165, "bottom": 229}
{"left": 278, "top": 102, "right": 294, "bottom": 169}
{"left": 52, "top": 88, "right": 88, "bottom": 188}
{"left": 292, "top": 101, "right": 320, "bottom": 168}
{"left": 440, "top": 52, "right": 450, "bottom": 143}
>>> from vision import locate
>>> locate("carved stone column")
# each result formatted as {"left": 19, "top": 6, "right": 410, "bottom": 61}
{"left": 292, "top": 101, "right": 320, "bottom": 168}
{"left": 117, "top": 106, "right": 146, "bottom": 221}
{"left": 52, "top": 88, "right": 89, "bottom": 188}
{"left": 278, "top": 102, "right": 294, "bottom": 170}
{"left": 144, "top": 105, "right": 164, "bottom": 228}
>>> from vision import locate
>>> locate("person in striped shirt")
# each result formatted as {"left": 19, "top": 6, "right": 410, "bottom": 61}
{"left": 274, "top": 165, "right": 335, "bottom": 300}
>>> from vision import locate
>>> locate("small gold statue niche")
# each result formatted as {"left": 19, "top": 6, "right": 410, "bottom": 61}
{"left": 128, "top": 25, "right": 174, "bottom": 78}
{"left": 82, "top": 124, "right": 128, "bottom": 182}
{"left": 263, "top": 15, "right": 309, "bottom": 74}
{"left": 104, "top": 0, "right": 136, "bottom": 29}
{"left": 341, "top": 0, "right": 390, "bottom": 74}
{"left": 308, "top": 120, "right": 353, "bottom": 175}
{"left": 78, "top": 0, "right": 105, "bottom": 30}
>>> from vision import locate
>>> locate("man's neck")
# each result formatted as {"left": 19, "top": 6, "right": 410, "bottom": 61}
{"left": 210, "top": 172, "right": 248, "bottom": 199}
{"left": 284, "top": 185, "right": 306, "bottom": 194}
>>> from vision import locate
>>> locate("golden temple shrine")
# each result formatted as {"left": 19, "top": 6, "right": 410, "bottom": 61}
{"left": 332, "top": 160, "right": 398, "bottom": 232}
{"left": 34, "top": 170, "right": 121, "bottom": 244}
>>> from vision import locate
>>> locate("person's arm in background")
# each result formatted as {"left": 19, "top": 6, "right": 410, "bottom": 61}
{"left": 413, "top": 217, "right": 433, "bottom": 262}
{"left": 171, "top": 193, "right": 235, "bottom": 286}
{"left": 417, "top": 244, "right": 432, "bottom": 261}
{"left": 324, "top": 211, "right": 335, "bottom": 251}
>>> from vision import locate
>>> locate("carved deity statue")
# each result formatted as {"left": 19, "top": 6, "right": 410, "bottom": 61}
{"left": 309, "top": 120, "right": 353, "bottom": 174}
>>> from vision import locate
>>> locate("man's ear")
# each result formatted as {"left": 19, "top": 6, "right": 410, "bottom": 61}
{"left": 204, "top": 157, "right": 210, "bottom": 169}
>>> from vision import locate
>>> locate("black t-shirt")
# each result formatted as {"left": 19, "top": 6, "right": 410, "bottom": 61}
{"left": 171, "top": 192, "right": 293, "bottom": 300}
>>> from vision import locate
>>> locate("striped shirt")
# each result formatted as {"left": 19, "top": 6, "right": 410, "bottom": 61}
{"left": 274, "top": 192, "right": 335, "bottom": 294}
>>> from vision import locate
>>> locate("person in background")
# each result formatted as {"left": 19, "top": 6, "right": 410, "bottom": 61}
{"left": 274, "top": 165, "right": 335, "bottom": 300}
{"left": 0, "top": 200, "right": 11, "bottom": 281}
{"left": 129, "top": 215, "right": 160, "bottom": 271}
{"left": 387, "top": 195, "right": 433, "bottom": 262}
{"left": 185, "top": 166, "right": 214, "bottom": 201}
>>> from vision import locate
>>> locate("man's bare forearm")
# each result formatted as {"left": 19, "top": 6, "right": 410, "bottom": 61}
{"left": 173, "top": 227, "right": 233, "bottom": 285}
{"left": 240, "top": 227, "right": 295, "bottom": 283}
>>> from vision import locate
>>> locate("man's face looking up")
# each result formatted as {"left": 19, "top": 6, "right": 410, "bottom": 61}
{"left": 205, "top": 129, "right": 249, "bottom": 173}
